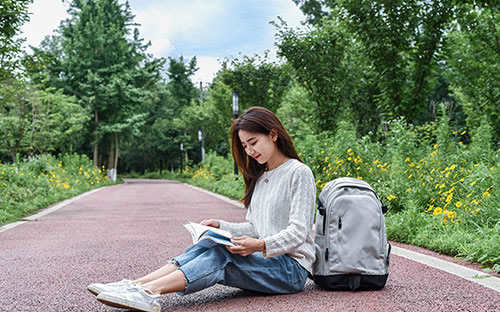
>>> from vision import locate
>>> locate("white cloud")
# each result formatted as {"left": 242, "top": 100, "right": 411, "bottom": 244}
{"left": 131, "top": 0, "right": 228, "bottom": 56}
{"left": 191, "top": 56, "right": 222, "bottom": 84}
{"left": 21, "top": 1, "right": 70, "bottom": 49}
{"left": 20, "top": 0, "right": 305, "bottom": 86}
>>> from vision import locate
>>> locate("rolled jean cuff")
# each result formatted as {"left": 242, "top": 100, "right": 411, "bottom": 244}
{"left": 175, "top": 267, "right": 193, "bottom": 296}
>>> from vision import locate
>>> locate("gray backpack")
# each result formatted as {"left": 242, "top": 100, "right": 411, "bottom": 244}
{"left": 312, "top": 177, "right": 391, "bottom": 290}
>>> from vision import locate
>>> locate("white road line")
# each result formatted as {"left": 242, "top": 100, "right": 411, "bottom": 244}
{"left": 392, "top": 245, "right": 500, "bottom": 292}
{"left": 186, "top": 183, "right": 500, "bottom": 293}
{"left": 0, "top": 187, "right": 105, "bottom": 233}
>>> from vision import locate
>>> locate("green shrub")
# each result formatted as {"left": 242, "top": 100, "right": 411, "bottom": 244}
{"left": 0, "top": 153, "right": 113, "bottom": 225}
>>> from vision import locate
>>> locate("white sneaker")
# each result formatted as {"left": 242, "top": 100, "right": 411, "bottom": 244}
{"left": 97, "top": 287, "right": 161, "bottom": 312}
{"left": 87, "top": 279, "right": 135, "bottom": 296}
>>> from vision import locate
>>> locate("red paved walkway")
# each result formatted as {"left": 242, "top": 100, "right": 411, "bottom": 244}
{"left": 1, "top": 180, "right": 498, "bottom": 311}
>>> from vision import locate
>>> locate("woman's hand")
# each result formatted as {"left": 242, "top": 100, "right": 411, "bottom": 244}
{"left": 200, "top": 219, "right": 220, "bottom": 228}
{"left": 226, "top": 236, "right": 265, "bottom": 256}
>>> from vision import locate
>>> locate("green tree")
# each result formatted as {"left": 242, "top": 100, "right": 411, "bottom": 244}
{"left": 276, "top": 81, "right": 319, "bottom": 140}
{"left": 218, "top": 53, "right": 291, "bottom": 114}
{"left": 197, "top": 77, "right": 234, "bottom": 156}
{"left": 281, "top": 0, "right": 457, "bottom": 134}
{"left": 0, "top": 0, "right": 33, "bottom": 80}
{"left": 0, "top": 81, "right": 88, "bottom": 162}
{"left": 119, "top": 56, "right": 199, "bottom": 173}
{"left": 445, "top": 1, "right": 500, "bottom": 141}
{"left": 36, "top": 0, "right": 164, "bottom": 179}
{"left": 167, "top": 56, "right": 199, "bottom": 111}
{"left": 275, "top": 16, "right": 378, "bottom": 134}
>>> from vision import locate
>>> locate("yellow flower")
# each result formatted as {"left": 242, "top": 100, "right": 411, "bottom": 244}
{"left": 409, "top": 162, "right": 415, "bottom": 167}
{"left": 461, "top": 130, "right": 466, "bottom": 135}
{"left": 482, "top": 191, "right": 491, "bottom": 198}
{"left": 455, "top": 201, "right": 462, "bottom": 208}
{"left": 446, "top": 194, "right": 453, "bottom": 203}
{"left": 440, "top": 183, "right": 446, "bottom": 189}
{"left": 490, "top": 167, "right": 495, "bottom": 171}
{"left": 433, "top": 144, "right": 438, "bottom": 149}
{"left": 433, "top": 207, "right": 442, "bottom": 215}
{"left": 470, "top": 181, "right": 477, "bottom": 186}
{"left": 466, "top": 192, "right": 473, "bottom": 198}
{"left": 324, "top": 156, "right": 329, "bottom": 162}
{"left": 427, "top": 204, "right": 435, "bottom": 212}
{"left": 450, "top": 164, "right": 456, "bottom": 170}
{"left": 405, "top": 157, "right": 411, "bottom": 162}
{"left": 387, "top": 194, "right": 396, "bottom": 201}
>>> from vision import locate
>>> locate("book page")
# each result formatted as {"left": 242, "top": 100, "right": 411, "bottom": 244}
{"left": 184, "top": 222, "right": 234, "bottom": 246}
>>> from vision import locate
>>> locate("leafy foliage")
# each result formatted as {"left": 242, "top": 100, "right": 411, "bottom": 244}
{"left": 0, "top": 81, "right": 88, "bottom": 161}
{"left": 0, "top": 0, "right": 33, "bottom": 80}
{"left": 0, "top": 153, "right": 112, "bottom": 225}
{"left": 445, "top": 1, "right": 500, "bottom": 141}
{"left": 219, "top": 54, "right": 291, "bottom": 114}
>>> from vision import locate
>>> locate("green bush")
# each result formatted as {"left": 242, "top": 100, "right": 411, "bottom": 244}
{"left": 0, "top": 153, "right": 113, "bottom": 225}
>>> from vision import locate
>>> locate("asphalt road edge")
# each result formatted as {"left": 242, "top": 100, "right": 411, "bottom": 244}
{"left": 0, "top": 187, "right": 106, "bottom": 233}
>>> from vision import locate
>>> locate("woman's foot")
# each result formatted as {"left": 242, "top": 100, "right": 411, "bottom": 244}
{"left": 97, "top": 287, "right": 161, "bottom": 312}
{"left": 87, "top": 279, "right": 138, "bottom": 296}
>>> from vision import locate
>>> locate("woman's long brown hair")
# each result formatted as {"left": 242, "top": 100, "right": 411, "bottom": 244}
{"left": 231, "top": 106, "right": 301, "bottom": 208}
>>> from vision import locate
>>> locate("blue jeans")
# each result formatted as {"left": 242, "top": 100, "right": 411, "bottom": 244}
{"left": 172, "top": 241, "right": 308, "bottom": 295}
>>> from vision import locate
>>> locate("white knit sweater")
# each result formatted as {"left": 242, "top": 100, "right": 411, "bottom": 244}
{"left": 219, "top": 159, "right": 316, "bottom": 274}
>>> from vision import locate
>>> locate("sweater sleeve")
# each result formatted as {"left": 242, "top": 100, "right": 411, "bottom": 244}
{"left": 263, "top": 165, "right": 316, "bottom": 258}
{"left": 218, "top": 207, "right": 258, "bottom": 238}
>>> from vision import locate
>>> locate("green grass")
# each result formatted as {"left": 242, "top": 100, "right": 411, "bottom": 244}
{"left": 0, "top": 153, "right": 114, "bottom": 226}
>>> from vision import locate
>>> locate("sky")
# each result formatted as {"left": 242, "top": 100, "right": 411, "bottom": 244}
{"left": 21, "top": 0, "right": 306, "bottom": 84}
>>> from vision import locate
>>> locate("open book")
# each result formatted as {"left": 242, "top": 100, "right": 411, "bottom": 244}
{"left": 184, "top": 222, "right": 236, "bottom": 247}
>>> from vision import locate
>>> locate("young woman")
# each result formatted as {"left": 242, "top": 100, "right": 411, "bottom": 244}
{"left": 89, "top": 106, "right": 316, "bottom": 312}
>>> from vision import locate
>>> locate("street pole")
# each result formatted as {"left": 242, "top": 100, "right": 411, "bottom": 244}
{"left": 232, "top": 91, "right": 239, "bottom": 177}
{"left": 198, "top": 129, "right": 205, "bottom": 162}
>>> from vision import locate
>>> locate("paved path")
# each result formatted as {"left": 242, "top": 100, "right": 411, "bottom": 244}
{"left": 1, "top": 180, "right": 499, "bottom": 312}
